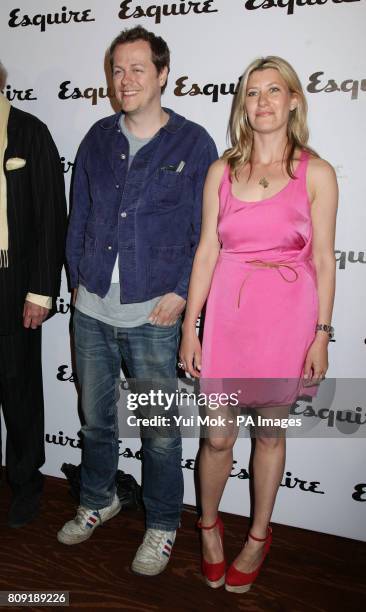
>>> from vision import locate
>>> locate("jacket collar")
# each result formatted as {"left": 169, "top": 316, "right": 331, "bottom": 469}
{"left": 99, "top": 107, "right": 185, "bottom": 134}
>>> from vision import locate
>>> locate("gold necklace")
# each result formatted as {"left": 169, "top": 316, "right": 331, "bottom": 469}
{"left": 256, "top": 156, "right": 288, "bottom": 189}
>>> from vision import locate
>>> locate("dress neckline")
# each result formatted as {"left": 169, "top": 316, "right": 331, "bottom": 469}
{"left": 229, "top": 151, "right": 307, "bottom": 206}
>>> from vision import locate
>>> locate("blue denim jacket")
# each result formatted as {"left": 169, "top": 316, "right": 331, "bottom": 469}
{"left": 66, "top": 109, "right": 218, "bottom": 302}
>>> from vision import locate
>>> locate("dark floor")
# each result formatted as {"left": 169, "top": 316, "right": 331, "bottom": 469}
{"left": 0, "top": 476, "right": 365, "bottom": 611}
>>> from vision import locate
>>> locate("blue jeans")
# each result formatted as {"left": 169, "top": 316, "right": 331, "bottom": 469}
{"left": 73, "top": 309, "right": 183, "bottom": 531}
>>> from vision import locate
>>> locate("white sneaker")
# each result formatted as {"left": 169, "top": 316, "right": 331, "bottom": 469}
{"left": 57, "top": 494, "right": 121, "bottom": 545}
{"left": 131, "top": 528, "right": 176, "bottom": 576}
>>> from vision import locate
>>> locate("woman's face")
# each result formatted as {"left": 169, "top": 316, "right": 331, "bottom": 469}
{"left": 244, "top": 68, "right": 298, "bottom": 135}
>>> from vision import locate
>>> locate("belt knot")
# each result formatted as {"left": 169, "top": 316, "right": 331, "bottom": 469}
{"left": 237, "top": 259, "right": 299, "bottom": 308}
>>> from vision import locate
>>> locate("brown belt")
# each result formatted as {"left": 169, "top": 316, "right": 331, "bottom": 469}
{"left": 237, "top": 259, "right": 299, "bottom": 308}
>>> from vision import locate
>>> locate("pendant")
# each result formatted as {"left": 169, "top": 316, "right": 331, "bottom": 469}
{"left": 259, "top": 177, "right": 269, "bottom": 189}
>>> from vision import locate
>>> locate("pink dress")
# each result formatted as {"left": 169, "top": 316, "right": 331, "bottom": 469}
{"left": 201, "top": 151, "right": 318, "bottom": 389}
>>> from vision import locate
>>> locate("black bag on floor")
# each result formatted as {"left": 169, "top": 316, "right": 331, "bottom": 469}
{"left": 61, "top": 463, "right": 143, "bottom": 510}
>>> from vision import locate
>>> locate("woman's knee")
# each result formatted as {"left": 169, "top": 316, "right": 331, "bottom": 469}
{"left": 204, "top": 436, "right": 236, "bottom": 453}
{"left": 255, "top": 433, "right": 285, "bottom": 451}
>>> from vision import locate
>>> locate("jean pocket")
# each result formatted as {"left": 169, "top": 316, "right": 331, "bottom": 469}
{"left": 150, "top": 316, "right": 182, "bottom": 329}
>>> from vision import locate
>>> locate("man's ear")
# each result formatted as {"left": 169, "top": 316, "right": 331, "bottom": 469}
{"left": 159, "top": 66, "right": 169, "bottom": 88}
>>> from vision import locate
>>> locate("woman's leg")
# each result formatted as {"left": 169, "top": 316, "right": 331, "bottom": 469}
{"left": 199, "top": 410, "right": 239, "bottom": 563}
{"left": 232, "top": 405, "right": 288, "bottom": 572}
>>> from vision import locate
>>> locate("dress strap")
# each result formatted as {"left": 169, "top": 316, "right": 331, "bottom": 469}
{"left": 218, "top": 163, "right": 232, "bottom": 204}
{"left": 294, "top": 149, "right": 310, "bottom": 180}
{"left": 219, "top": 163, "right": 231, "bottom": 190}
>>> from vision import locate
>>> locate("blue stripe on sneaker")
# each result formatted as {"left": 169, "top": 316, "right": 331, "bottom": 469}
{"left": 162, "top": 551, "right": 170, "bottom": 557}
{"left": 167, "top": 539, "right": 173, "bottom": 545}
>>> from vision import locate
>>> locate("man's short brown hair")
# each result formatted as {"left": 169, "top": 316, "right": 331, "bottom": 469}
{"left": 109, "top": 26, "right": 170, "bottom": 93}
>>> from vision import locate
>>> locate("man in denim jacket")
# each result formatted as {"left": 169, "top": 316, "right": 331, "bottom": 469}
{"left": 58, "top": 27, "right": 217, "bottom": 575}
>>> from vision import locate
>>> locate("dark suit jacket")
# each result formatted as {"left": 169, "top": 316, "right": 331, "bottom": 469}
{"left": 0, "top": 106, "right": 67, "bottom": 334}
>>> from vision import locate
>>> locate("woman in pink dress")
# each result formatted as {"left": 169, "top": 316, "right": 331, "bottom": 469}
{"left": 179, "top": 56, "right": 338, "bottom": 593}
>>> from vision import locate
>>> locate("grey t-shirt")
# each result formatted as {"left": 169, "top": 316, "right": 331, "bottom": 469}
{"left": 76, "top": 115, "right": 161, "bottom": 327}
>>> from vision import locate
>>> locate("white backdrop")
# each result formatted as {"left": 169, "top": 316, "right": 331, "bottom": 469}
{"left": 1, "top": 0, "right": 365, "bottom": 541}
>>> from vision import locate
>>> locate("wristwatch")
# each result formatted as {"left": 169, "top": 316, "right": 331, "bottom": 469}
{"left": 316, "top": 324, "right": 334, "bottom": 339}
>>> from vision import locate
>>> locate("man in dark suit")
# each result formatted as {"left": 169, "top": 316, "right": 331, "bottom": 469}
{"left": 0, "top": 63, "right": 67, "bottom": 527}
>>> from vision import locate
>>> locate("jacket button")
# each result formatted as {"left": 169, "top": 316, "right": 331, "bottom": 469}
{"left": 107, "top": 246, "right": 112, "bottom": 250}
{"left": 115, "top": 184, "right": 120, "bottom": 189}
{"left": 121, "top": 212, "right": 127, "bottom": 218}
{"left": 120, "top": 153, "right": 126, "bottom": 160}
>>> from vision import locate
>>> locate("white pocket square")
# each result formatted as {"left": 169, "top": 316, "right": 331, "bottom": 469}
{"left": 6, "top": 157, "right": 26, "bottom": 171}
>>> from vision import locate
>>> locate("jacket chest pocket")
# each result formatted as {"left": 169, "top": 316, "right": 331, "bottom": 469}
{"left": 151, "top": 168, "right": 189, "bottom": 207}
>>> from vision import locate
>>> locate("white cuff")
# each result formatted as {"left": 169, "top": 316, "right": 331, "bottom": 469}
{"left": 26, "top": 293, "right": 52, "bottom": 309}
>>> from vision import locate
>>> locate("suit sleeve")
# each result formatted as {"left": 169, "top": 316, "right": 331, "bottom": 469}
{"left": 173, "top": 136, "right": 218, "bottom": 300}
{"left": 28, "top": 123, "right": 67, "bottom": 297}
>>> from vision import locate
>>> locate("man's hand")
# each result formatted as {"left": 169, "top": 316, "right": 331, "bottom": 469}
{"left": 148, "top": 293, "right": 186, "bottom": 326}
{"left": 23, "top": 301, "right": 49, "bottom": 329}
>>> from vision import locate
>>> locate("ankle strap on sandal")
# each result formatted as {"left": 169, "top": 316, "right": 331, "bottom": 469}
{"left": 248, "top": 526, "right": 271, "bottom": 542}
{"left": 197, "top": 516, "right": 220, "bottom": 530}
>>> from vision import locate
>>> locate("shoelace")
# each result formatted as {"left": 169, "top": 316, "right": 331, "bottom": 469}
{"left": 75, "top": 506, "right": 99, "bottom": 526}
{"left": 142, "top": 530, "right": 170, "bottom": 560}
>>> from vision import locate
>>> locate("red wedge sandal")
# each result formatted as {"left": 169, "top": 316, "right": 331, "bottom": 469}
{"left": 197, "top": 516, "right": 226, "bottom": 588}
{"left": 225, "top": 526, "right": 272, "bottom": 593}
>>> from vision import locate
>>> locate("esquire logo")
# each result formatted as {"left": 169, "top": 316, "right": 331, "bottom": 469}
{"left": 114, "top": 447, "right": 324, "bottom": 491}
{"left": 8, "top": 6, "right": 95, "bottom": 32}
{"left": 243, "top": 0, "right": 360, "bottom": 16}
{"left": 293, "top": 403, "right": 366, "bottom": 428}
{"left": 174, "top": 76, "right": 240, "bottom": 103}
{"left": 335, "top": 250, "right": 366, "bottom": 270}
{"left": 46, "top": 431, "right": 82, "bottom": 449}
{"left": 118, "top": 0, "right": 218, "bottom": 24}
{"left": 56, "top": 297, "right": 71, "bottom": 314}
{"left": 352, "top": 483, "right": 366, "bottom": 502}
{"left": 60, "top": 157, "right": 74, "bottom": 175}
{"left": 1, "top": 84, "right": 37, "bottom": 102}
{"left": 45, "top": 433, "right": 142, "bottom": 457}
{"left": 307, "top": 72, "right": 366, "bottom": 101}
{"left": 174, "top": 71, "right": 366, "bottom": 103}
{"left": 57, "top": 364, "right": 76, "bottom": 383}
{"left": 58, "top": 81, "right": 114, "bottom": 106}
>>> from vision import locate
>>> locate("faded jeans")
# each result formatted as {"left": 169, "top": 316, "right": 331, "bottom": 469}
{"left": 73, "top": 309, "right": 183, "bottom": 531}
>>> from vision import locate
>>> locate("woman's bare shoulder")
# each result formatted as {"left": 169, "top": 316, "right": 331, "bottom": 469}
{"left": 307, "top": 154, "right": 338, "bottom": 202}
{"left": 205, "top": 158, "right": 228, "bottom": 187}
{"left": 307, "top": 155, "right": 336, "bottom": 179}
{"left": 210, "top": 158, "right": 227, "bottom": 175}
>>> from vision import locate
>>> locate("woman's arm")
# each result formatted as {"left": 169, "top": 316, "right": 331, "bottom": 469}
{"left": 179, "top": 159, "right": 226, "bottom": 376}
{"left": 304, "top": 157, "right": 338, "bottom": 380}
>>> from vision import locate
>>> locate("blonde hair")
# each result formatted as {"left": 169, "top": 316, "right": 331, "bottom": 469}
{"left": 223, "top": 56, "right": 318, "bottom": 178}
{"left": 0, "top": 61, "right": 7, "bottom": 90}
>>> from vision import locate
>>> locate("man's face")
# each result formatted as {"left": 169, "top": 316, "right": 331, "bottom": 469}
{"left": 112, "top": 40, "right": 167, "bottom": 116}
